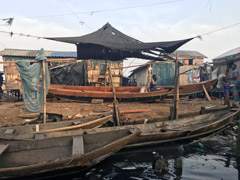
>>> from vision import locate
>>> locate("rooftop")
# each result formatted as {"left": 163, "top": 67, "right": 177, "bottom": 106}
{"left": 0, "top": 48, "right": 77, "bottom": 58}
{"left": 213, "top": 47, "right": 240, "bottom": 61}
{"left": 171, "top": 50, "right": 207, "bottom": 58}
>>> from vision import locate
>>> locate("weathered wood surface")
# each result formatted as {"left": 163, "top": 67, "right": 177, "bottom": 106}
{"left": 0, "top": 128, "right": 140, "bottom": 179}
{"left": 0, "top": 106, "right": 229, "bottom": 140}
{"left": 1, "top": 109, "right": 238, "bottom": 149}
{"left": 38, "top": 115, "right": 112, "bottom": 133}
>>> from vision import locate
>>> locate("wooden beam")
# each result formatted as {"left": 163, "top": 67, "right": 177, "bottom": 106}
{"left": 0, "top": 58, "right": 76, "bottom": 64}
{"left": 42, "top": 60, "right": 47, "bottom": 124}
{"left": 104, "top": 60, "right": 107, "bottom": 92}
{"left": 108, "top": 66, "right": 120, "bottom": 126}
{"left": 0, "top": 144, "right": 9, "bottom": 156}
{"left": 202, "top": 84, "right": 212, "bottom": 102}
{"left": 173, "top": 54, "right": 179, "bottom": 120}
{"left": 37, "top": 115, "right": 112, "bottom": 133}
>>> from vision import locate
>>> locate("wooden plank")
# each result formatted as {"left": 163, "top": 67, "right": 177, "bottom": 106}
{"left": 4, "top": 129, "right": 14, "bottom": 134}
{"left": 0, "top": 144, "right": 9, "bottom": 156}
{"left": 91, "top": 99, "right": 104, "bottom": 104}
{"left": 108, "top": 66, "right": 120, "bottom": 126}
{"left": 34, "top": 133, "right": 45, "bottom": 140}
{"left": 120, "top": 109, "right": 151, "bottom": 114}
{"left": 42, "top": 60, "right": 47, "bottom": 124}
{"left": 38, "top": 115, "right": 112, "bottom": 133}
{"left": 72, "top": 136, "right": 84, "bottom": 156}
{"left": 202, "top": 84, "right": 212, "bottom": 102}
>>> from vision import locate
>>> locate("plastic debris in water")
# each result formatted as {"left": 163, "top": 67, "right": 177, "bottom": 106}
{"left": 178, "top": 145, "right": 184, "bottom": 154}
{"left": 198, "top": 142, "right": 205, "bottom": 149}
{"left": 152, "top": 155, "right": 168, "bottom": 173}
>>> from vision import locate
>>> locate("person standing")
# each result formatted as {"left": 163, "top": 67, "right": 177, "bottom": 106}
{"left": 230, "top": 64, "right": 239, "bottom": 102}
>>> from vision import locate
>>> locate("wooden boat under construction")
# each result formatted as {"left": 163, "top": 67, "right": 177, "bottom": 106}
{"left": 159, "top": 79, "right": 217, "bottom": 97}
{"left": 0, "top": 128, "right": 140, "bottom": 179}
{"left": 48, "top": 79, "right": 216, "bottom": 100}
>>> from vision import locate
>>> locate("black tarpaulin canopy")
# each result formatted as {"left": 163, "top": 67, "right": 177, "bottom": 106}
{"left": 45, "top": 23, "right": 194, "bottom": 61}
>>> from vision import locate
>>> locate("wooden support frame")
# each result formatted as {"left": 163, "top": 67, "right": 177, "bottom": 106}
{"left": 173, "top": 54, "right": 179, "bottom": 120}
{"left": 42, "top": 60, "right": 47, "bottom": 124}
{"left": 202, "top": 84, "right": 212, "bottom": 102}
{"left": 108, "top": 66, "right": 120, "bottom": 126}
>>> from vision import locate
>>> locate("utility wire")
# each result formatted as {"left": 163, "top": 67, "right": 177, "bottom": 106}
{"left": 1, "top": 0, "right": 184, "bottom": 20}
{"left": 0, "top": 30, "right": 42, "bottom": 39}
{"left": 197, "top": 22, "right": 240, "bottom": 37}
{"left": 60, "top": 0, "right": 93, "bottom": 30}
{"left": 0, "top": 21, "right": 240, "bottom": 42}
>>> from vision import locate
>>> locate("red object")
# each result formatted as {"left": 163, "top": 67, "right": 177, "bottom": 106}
{"left": 83, "top": 107, "right": 94, "bottom": 111}
{"left": 120, "top": 109, "right": 151, "bottom": 114}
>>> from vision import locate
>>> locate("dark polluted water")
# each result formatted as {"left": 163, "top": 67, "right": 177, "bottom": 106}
{"left": 68, "top": 142, "right": 239, "bottom": 180}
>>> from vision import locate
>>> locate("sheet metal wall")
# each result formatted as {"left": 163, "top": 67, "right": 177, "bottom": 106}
{"left": 152, "top": 62, "right": 175, "bottom": 86}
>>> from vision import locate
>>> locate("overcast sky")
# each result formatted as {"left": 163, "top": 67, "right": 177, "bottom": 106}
{"left": 0, "top": 0, "right": 240, "bottom": 74}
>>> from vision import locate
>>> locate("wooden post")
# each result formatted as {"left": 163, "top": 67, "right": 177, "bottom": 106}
{"left": 104, "top": 60, "right": 107, "bottom": 92}
{"left": 42, "top": 60, "right": 47, "bottom": 124}
{"left": 202, "top": 84, "right": 212, "bottom": 102}
{"left": 173, "top": 54, "right": 179, "bottom": 120}
{"left": 108, "top": 66, "right": 120, "bottom": 126}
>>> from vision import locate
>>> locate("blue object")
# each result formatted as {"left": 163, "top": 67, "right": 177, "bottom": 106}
{"left": 16, "top": 48, "right": 50, "bottom": 112}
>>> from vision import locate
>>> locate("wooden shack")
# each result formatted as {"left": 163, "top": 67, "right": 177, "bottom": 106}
{"left": 0, "top": 49, "right": 123, "bottom": 95}
{"left": 171, "top": 50, "right": 207, "bottom": 85}
{"left": 129, "top": 50, "right": 206, "bottom": 86}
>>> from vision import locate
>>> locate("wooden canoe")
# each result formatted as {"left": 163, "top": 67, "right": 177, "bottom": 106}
{"left": 0, "top": 128, "right": 140, "bottom": 179}
{"left": 48, "top": 79, "right": 216, "bottom": 100}
{"left": 2, "top": 109, "right": 238, "bottom": 148}
{"left": 48, "top": 85, "right": 171, "bottom": 101}
{"left": 0, "top": 106, "right": 228, "bottom": 139}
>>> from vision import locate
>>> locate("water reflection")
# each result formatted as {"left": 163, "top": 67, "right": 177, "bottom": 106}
{"left": 73, "top": 143, "right": 238, "bottom": 180}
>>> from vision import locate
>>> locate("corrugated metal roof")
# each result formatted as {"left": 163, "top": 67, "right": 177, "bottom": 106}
{"left": 213, "top": 47, "right": 240, "bottom": 61}
{"left": 0, "top": 49, "right": 77, "bottom": 58}
{"left": 171, "top": 50, "right": 207, "bottom": 58}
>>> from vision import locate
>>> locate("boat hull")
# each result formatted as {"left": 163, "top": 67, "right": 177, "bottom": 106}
{"left": 48, "top": 79, "right": 217, "bottom": 100}
{"left": 0, "top": 129, "right": 140, "bottom": 179}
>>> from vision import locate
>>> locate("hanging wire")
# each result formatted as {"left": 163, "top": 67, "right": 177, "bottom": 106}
{"left": 60, "top": 0, "right": 93, "bottom": 30}
{"left": 1, "top": 0, "right": 184, "bottom": 20}
{"left": 0, "top": 30, "right": 42, "bottom": 39}
{"left": 196, "top": 22, "right": 240, "bottom": 39}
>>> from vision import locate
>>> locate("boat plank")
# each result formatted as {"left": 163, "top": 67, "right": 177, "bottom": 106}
{"left": 72, "top": 136, "right": 84, "bottom": 156}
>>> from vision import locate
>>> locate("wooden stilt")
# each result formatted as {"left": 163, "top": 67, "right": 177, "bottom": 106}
{"left": 42, "top": 60, "right": 47, "bottom": 124}
{"left": 104, "top": 60, "right": 107, "bottom": 92}
{"left": 202, "top": 84, "right": 212, "bottom": 102}
{"left": 173, "top": 54, "right": 179, "bottom": 120}
{"left": 108, "top": 66, "right": 120, "bottom": 126}
{"left": 169, "top": 106, "right": 174, "bottom": 120}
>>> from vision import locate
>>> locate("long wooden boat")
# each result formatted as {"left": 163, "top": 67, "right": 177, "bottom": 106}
{"left": 48, "top": 79, "right": 216, "bottom": 100}
{"left": 0, "top": 128, "right": 140, "bottom": 179}
{"left": 0, "top": 106, "right": 228, "bottom": 139}
{"left": 0, "top": 114, "right": 113, "bottom": 134}
{"left": 2, "top": 109, "right": 238, "bottom": 148}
